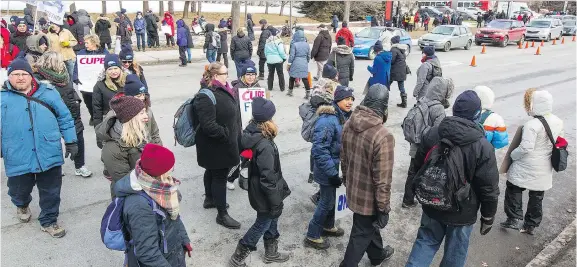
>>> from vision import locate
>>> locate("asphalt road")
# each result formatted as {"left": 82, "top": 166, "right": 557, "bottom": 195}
{"left": 1, "top": 40, "right": 576, "bottom": 267}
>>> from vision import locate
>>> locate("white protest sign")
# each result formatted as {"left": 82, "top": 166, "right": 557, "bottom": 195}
{"left": 76, "top": 55, "right": 105, "bottom": 92}
{"left": 238, "top": 87, "right": 267, "bottom": 128}
{"left": 37, "top": 1, "right": 67, "bottom": 24}
{"left": 335, "top": 186, "right": 352, "bottom": 220}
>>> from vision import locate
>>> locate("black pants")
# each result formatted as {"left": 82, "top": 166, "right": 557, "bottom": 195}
{"left": 258, "top": 57, "right": 267, "bottom": 77}
{"left": 289, "top": 77, "right": 311, "bottom": 91}
{"left": 178, "top": 46, "right": 187, "bottom": 65}
{"left": 267, "top": 63, "right": 285, "bottom": 91}
{"left": 74, "top": 130, "right": 85, "bottom": 169}
{"left": 504, "top": 181, "right": 544, "bottom": 227}
{"left": 80, "top": 91, "right": 93, "bottom": 121}
{"left": 340, "top": 213, "right": 387, "bottom": 267}
{"left": 204, "top": 168, "right": 228, "bottom": 213}
{"left": 166, "top": 35, "right": 175, "bottom": 46}
{"left": 217, "top": 52, "right": 229, "bottom": 67}
{"left": 477, "top": 21, "right": 482, "bottom": 28}
{"left": 148, "top": 31, "right": 160, "bottom": 47}
{"left": 100, "top": 42, "right": 112, "bottom": 50}
{"left": 403, "top": 157, "right": 417, "bottom": 204}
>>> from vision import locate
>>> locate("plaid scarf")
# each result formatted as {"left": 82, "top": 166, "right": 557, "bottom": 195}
{"left": 37, "top": 67, "right": 69, "bottom": 87}
{"left": 134, "top": 161, "right": 181, "bottom": 220}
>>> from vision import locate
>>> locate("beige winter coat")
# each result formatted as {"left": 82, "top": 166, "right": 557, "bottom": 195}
{"left": 47, "top": 28, "right": 78, "bottom": 61}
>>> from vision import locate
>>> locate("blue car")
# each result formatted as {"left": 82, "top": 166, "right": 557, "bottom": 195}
{"left": 353, "top": 27, "right": 412, "bottom": 59}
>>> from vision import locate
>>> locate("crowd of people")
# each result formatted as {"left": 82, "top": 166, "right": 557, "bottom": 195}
{"left": 0, "top": 7, "right": 568, "bottom": 267}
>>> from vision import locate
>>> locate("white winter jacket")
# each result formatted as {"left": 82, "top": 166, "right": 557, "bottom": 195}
{"left": 507, "top": 90, "right": 564, "bottom": 191}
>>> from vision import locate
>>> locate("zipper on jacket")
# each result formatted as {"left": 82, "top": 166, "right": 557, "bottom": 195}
{"left": 160, "top": 223, "right": 168, "bottom": 253}
{"left": 26, "top": 100, "right": 42, "bottom": 170}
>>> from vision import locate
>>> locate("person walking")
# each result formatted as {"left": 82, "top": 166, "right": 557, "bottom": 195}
{"left": 95, "top": 14, "right": 112, "bottom": 50}
{"left": 182, "top": 22, "right": 194, "bottom": 63}
{"left": 230, "top": 28, "right": 253, "bottom": 79}
{"left": 501, "top": 89, "right": 564, "bottom": 235}
{"left": 162, "top": 12, "right": 175, "bottom": 47}
{"left": 340, "top": 83, "right": 395, "bottom": 267}
{"left": 287, "top": 29, "right": 311, "bottom": 98}
{"left": 1, "top": 58, "right": 77, "bottom": 238}
{"left": 327, "top": 37, "right": 354, "bottom": 86}
{"left": 92, "top": 54, "right": 127, "bottom": 127}
{"left": 311, "top": 24, "right": 332, "bottom": 81}
{"left": 331, "top": 15, "right": 339, "bottom": 33}
{"left": 257, "top": 19, "right": 275, "bottom": 80}
{"left": 228, "top": 97, "right": 292, "bottom": 267}
{"left": 203, "top": 23, "right": 218, "bottom": 63}
{"left": 335, "top": 21, "right": 355, "bottom": 48}
{"left": 264, "top": 28, "right": 286, "bottom": 91}
{"left": 134, "top": 11, "right": 147, "bottom": 52}
{"left": 194, "top": 62, "right": 242, "bottom": 229}
{"left": 476, "top": 14, "right": 483, "bottom": 28}
{"left": 367, "top": 41, "right": 392, "bottom": 90}
{"left": 119, "top": 47, "right": 148, "bottom": 89}
{"left": 145, "top": 10, "right": 160, "bottom": 48}
{"left": 413, "top": 46, "right": 442, "bottom": 100}
{"left": 47, "top": 22, "right": 78, "bottom": 82}
{"left": 246, "top": 13, "right": 255, "bottom": 41}
{"left": 390, "top": 36, "right": 409, "bottom": 108}
{"left": 176, "top": 19, "right": 189, "bottom": 67}
{"left": 217, "top": 24, "right": 229, "bottom": 68}
{"left": 405, "top": 90, "right": 500, "bottom": 267}
{"left": 11, "top": 20, "right": 31, "bottom": 53}
{"left": 473, "top": 86, "right": 509, "bottom": 149}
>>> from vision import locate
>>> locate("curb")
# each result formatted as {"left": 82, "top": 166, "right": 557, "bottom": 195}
{"left": 525, "top": 218, "right": 576, "bottom": 267}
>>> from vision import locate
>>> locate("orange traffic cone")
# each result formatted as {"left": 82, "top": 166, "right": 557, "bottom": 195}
{"left": 524, "top": 41, "right": 529, "bottom": 49}
{"left": 552, "top": 39, "right": 557, "bottom": 45}
{"left": 573, "top": 36, "right": 576, "bottom": 42}
{"left": 535, "top": 46, "right": 541, "bottom": 55}
{"left": 470, "top": 55, "right": 477, "bottom": 67}
{"left": 531, "top": 40, "right": 535, "bottom": 47}
{"left": 518, "top": 41, "right": 523, "bottom": 49}
{"left": 562, "top": 37, "right": 565, "bottom": 44}
{"left": 481, "top": 44, "right": 486, "bottom": 54}
{"left": 541, "top": 40, "right": 545, "bottom": 46}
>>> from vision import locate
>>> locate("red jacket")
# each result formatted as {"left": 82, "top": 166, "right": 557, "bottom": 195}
{"left": 336, "top": 27, "right": 355, "bottom": 47}
{"left": 1, "top": 28, "right": 19, "bottom": 69}
{"left": 162, "top": 12, "right": 175, "bottom": 36}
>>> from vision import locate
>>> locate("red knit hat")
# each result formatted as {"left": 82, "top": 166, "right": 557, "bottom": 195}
{"left": 139, "top": 144, "right": 175, "bottom": 177}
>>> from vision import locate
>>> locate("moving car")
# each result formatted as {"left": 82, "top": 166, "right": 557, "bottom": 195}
{"left": 525, "top": 18, "right": 563, "bottom": 41}
{"left": 418, "top": 25, "right": 474, "bottom": 52}
{"left": 474, "top": 19, "right": 526, "bottom": 47}
{"left": 352, "top": 27, "right": 412, "bottom": 59}
{"left": 563, "top": 20, "right": 576, "bottom": 36}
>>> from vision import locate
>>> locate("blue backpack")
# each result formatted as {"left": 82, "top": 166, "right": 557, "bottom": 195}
{"left": 173, "top": 89, "right": 216, "bottom": 147}
{"left": 100, "top": 191, "right": 167, "bottom": 252}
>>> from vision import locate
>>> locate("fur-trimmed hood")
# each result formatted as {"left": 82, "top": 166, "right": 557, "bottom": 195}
{"left": 316, "top": 104, "right": 336, "bottom": 115}
{"left": 391, "top": 43, "right": 408, "bottom": 51}
{"left": 332, "top": 45, "right": 352, "bottom": 54}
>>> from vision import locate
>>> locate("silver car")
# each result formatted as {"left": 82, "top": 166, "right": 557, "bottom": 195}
{"left": 525, "top": 18, "right": 564, "bottom": 41}
{"left": 563, "top": 20, "right": 577, "bottom": 36}
{"left": 418, "top": 25, "right": 474, "bottom": 52}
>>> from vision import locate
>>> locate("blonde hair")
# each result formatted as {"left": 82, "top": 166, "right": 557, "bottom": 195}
{"left": 202, "top": 62, "right": 225, "bottom": 86}
{"left": 255, "top": 120, "right": 279, "bottom": 139}
{"left": 35, "top": 51, "right": 66, "bottom": 73}
{"left": 524, "top": 88, "right": 537, "bottom": 113}
{"left": 84, "top": 34, "right": 101, "bottom": 48}
{"left": 121, "top": 112, "right": 148, "bottom": 147}
{"left": 131, "top": 61, "right": 142, "bottom": 77}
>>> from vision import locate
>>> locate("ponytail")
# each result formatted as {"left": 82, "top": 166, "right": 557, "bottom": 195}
{"left": 202, "top": 62, "right": 224, "bottom": 87}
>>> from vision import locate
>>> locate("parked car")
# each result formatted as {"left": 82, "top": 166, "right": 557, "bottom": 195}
{"left": 525, "top": 18, "right": 563, "bottom": 41}
{"left": 418, "top": 25, "right": 474, "bottom": 52}
{"left": 457, "top": 11, "right": 476, "bottom": 21}
{"left": 353, "top": 27, "right": 412, "bottom": 59}
{"left": 475, "top": 19, "right": 526, "bottom": 47}
{"left": 562, "top": 15, "right": 577, "bottom": 21}
{"left": 562, "top": 20, "right": 576, "bottom": 35}
{"left": 436, "top": 6, "right": 455, "bottom": 14}
{"left": 419, "top": 6, "right": 443, "bottom": 18}
{"left": 459, "top": 7, "right": 482, "bottom": 20}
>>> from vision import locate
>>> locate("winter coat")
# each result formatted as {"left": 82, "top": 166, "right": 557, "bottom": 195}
{"left": 23, "top": 8, "right": 34, "bottom": 30}
{"left": 311, "top": 30, "right": 332, "bottom": 61}
{"left": 242, "top": 122, "right": 291, "bottom": 218}
{"left": 176, "top": 20, "right": 188, "bottom": 47}
{"left": 246, "top": 14, "right": 255, "bottom": 41}
{"left": 332, "top": 15, "right": 339, "bottom": 29}
{"left": 8, "top": 16, "right": 19, "bottom": 33}
{"left": 73, "top": 47, "right": 110, "bottom": 82}
{"left": 288, "top": 31, "right": 310, "bottom": 78}
{"left": 117, "top": 17, "right": 133, "bottom": 45}
{"left": 134, "top": 13, "right": 147, "bottom": 34}
{"left": 1, "top": 28, "right": 20, "bottom": 68}
{"left": 390, "top": 43, "right": 408, "bottom": 82}
{"left": 182, "top": 24, "right": 194, "bottom": 48}
{"left": 218, "top": 29, "right": 228, "bottom": 53}
{"left": 367, "top": 51, "right": 392, "bottom": 88}
{"left": 264, "top": 36, "right": 287, "bottom": 64}
{"left": 92, "top": 79, "right": 123, "bottom": 126}
{"left": 114, "top": 175, "right": 190, "bottom": 267}
{"left": 473, "top": 86, "right": 509, "bottom": 149}
{"left": 40, "top": 80, "right": 84, "bottom": 134}
{"left": 335, "top": 27, "right": 354, "bottom": 47}
{"left": 162, "top": 13, "right": 175, "bottom": 36}
{"left": 145, "top": 13, "right": 159, "bottom": 32}
{"left": 23, "top": 33, "right": 50, "bottom": 70}
{"left": 414, "top": 116, "right": 500, "bottom": 226}
{"left": 230, "top": 31, "right": 252, "bottom": 61}
{"left": 192, "top": 83, "right": 241, "bottom": 170}
{"left": 326, "top": 45, "right": 354, "bottom": 85}
{"left": 95, "top": 17, "right": 112, "bottom": 44}
{"left": 508, "top": 91, "right": 564, "bottom": 191}
{"left": 10, "top": 31, "right": 31, "bottom": 52}
{"left": 413, "top": 56, "right": 442, "bottom": 99}
{"left": 342, "top": 105, "right": 394, "bottom": 216}
{"left": 203, "top": 24, "right": 217, "bottom": 50}
{"left": 258, "top": 25, "right": 274, "bottom": 58}
{"left": 67, "top": 13, "right": 85, "bottom": 51}
{"left": 76, "top": 9, "right": 93, "bottom": 36}
{"left": 1, "top": 81, "right": 77, "bottom": 177}
{"left": 47, "top": 27, "right": 78, "bottom": 61}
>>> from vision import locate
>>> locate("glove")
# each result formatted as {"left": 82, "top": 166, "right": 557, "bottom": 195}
{"left": 183, "top": 243, "right": 192, "bottom": 257}
{"left": 372, "top": 210, "right": 389, "bottom": 229}
{"left": 240, "top": 149, "right": 253, "bottom": 160}
{"left": 65, "top": 143, "right": 78, "bottom": 159}
{"left": 329, "top": 175, "right": 342, "bottom": 187}
{"left": 73, "top": 79, "right": 82, "bottom": 85}
{"left": 61, "top": 41, "right": 70, "bottom": 47}
{"left": 480, "top": 216, "right": 493, "bottom": 235}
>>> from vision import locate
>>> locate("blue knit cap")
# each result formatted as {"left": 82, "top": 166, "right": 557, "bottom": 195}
{"left": 119, "top": 46, "right": 134, "bottom": 61}
{"left": 453, "top": 90, "right": 481, "bottom": 121}
{"left": 334, "top": 85, "right": 355, "bottom": 102}
{"left": 104, "top": 54, "right": 121, "bottom": 69}
{"left": 124, "top": 74, "right": 148, "bottom": 96}
{"left": 7, "top": 58, "right": 33, "bottom": 76}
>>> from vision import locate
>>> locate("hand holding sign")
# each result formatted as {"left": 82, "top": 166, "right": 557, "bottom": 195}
{"left": 238, "top": 87, "right": 267, "bottom": 128}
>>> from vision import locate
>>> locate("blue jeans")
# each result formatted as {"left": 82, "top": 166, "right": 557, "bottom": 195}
{"left": 406, "top": 213, "right": 474, "bottom": 267}
{"left": 187, "top": 48, "right": 192, "bottom": 62}
{"left": 390, "top": 80, "right": 406, "bottom": 94}
{"left": 206, "top": 49, "right": 217, "bottom": 63}
{"left": 65, "top": 59, "right": 75, "bottom": 83}
{"left": 240, "top": 214, "right": 280, "bottom": 250}
{"left": 306, "top": 185, "right": 336, "bottom": 239}
{"left": 136, "top": 32, "right": 146, "bottom": 50}
{"left": 7, "top": 166, "right": 63, "bottom": 227}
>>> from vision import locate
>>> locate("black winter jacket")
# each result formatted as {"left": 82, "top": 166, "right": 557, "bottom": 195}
{"left": 311, "top": 30, "right": 332, "bottom": 61}
{"left": 56, "top": 83, "right": 83, "bottom": 133}
{"left": 257, "top": 25, "right": 274, "bottom": 58}
{"left": 92, "top": 79, "right": 123, "bottom": 126}
{"left": 415, "top": 116, "right": 500, "bottom": 226}
{"left": 218, "top": 30, "right": 228, "bottom": 53}
{"left": 390, "top": 44, "right": 408, "bottom": 82}
{"left": 192, "top": 83, "right": 241, "bottom": 170}
{"left": 203, "top": 24, "right": 216, "bottom": 50}
{"left": 327, "top": 45, "right": 355, "bottom": 83}
{"left": 230, "top": 32, "right": 252, "bottom": 61}
{"left": 67, "top": 14, "right": 85, "bottom": 51}
{"left": 95, "top": 18, "right": 112, "bottom": 44}
{"left": 10, "top": 31, "right": 30, "bottom": 52}
{"left": 242, "top": 122, "right": 291, "bottom": 218}
{"left": 145, "top": 13, "right": 159, "bottom": 32}
{"left": 183, "top": 24, "right": 194, "bottom": 48}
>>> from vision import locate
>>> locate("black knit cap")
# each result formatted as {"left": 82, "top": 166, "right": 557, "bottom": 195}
{"left": 453, "top": 90, "right": 481, "bottom": 121}
{"left": 252, "top": 97, "right": 276, "bottom": 122}
{"left": 110, "top": 96, "right": 145, "bottom": 123}
{"left": 124, "top": 74, "right": 148, "bottom": 96}
{"left": 334, "top": 85, "right": 355, "bottom": 102}
{"left": 7, "top": 58, "right": 33, "bottom": 76}
{"left": 374, "top": 40, "right": 384, "bottom": 52}
{"left": 104, "top": 54, "right": 121, "bottom": 70}
{"left": 322, "top": 64, "right": 338, "bottom": 79}
{"left": 337, "top": 36, "right": 346, "bottom": 45}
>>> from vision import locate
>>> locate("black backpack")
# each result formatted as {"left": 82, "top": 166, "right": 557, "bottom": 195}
{"left": 413, "top": 138, "right": 472, "bottom": 212}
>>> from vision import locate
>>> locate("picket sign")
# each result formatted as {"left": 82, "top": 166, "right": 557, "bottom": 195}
{"left": 76, "top": 55, "right": 105, "bottom": 92}
{"left": 334, "top": 186, "right": 352, "bottom": 220}
{"left": 238, "top": 87, "right": 267, "bottom": 129}
{"left": 37, "top": 1, "right": 67, "bottom": 25}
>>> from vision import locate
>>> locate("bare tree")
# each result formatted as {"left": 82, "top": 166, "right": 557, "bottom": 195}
{"left": 231, "top": 2, "right": 241, "bottom": 35}
{"left": 191, "top": 1, "right": 196, "bottom": 13}
{"left": 118, "top": 1, "right": 123, "bottom": 10}
{"left": 102, "top": 1, "right": 107, "bottom": 14}
{"left": 344, "top": 1, "right": 351, "bottom": 23}
{"left": 265, "top": 2, "right": 269, "bottom": 14}
{"left": 159, "top": 1, "right": 164, "bottom": 16}
{"left": 197, "top": 1, "right": 202, "bottom": 15}
{"left": 184, "top": 1, "right": 191, "bottom": 18}
{"left": 168, "top": 1, "right": 174, "bottom": 14}
{"left": 70, "top": 2, "right": 77, "bottom": 13}
{"left": 280, "top": 1, "right": 287, "bottom": 16}
{"left": 143, "top": 1, "right": 149, "bottom": 12}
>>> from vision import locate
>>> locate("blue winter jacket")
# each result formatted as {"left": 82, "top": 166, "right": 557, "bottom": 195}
{"left": 176, "top": 20, "right": 188, "bottom": 47}
{"left": 73, "top": 47, "right": 110, "bottom": 82}
{"left": 367, "top": 51, "right": 392, "bottom": 88}
{"left": 288, "top": 30, "right": 310, "bottom": 78}
{"left": 1, "top": 81, "right": 77, "bottom": 177}
{"left": 133, "top": 12, "right": 147, "bottom": 34}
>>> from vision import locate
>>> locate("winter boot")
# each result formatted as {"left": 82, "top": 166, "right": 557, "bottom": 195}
{"left": 500, "top": 218, "right": 521, "bottom": 230}
{"left": 287, "top": 89, "right": 294, "bottom": 97}
{"left": 322, "top": 227, "right": 345, "bottom": 237}
{"left": 229, "top": 242, "right": 251, "bottom": 267}
{"left": 216, "top": 212, "right": 241, "bottom": 229}
{"left": 307, "top": 173, "right": 314, "bottom": 183}
{"left": 304, "top": 237, "right": 330, "bottom": 250}
{"left": 304, "top": 90, "right": 311, "bottom": 100}
{"left": 263, "top": 238, "right": 290, "bottom": 263}
{"left": 520, "top": 224, "right": 535, "bottom": 235}
{"left": 17, "top": 206, "right": 31, "bottom": 223}
{"left": 397, "top": 93, "right": 407, "bottom": 108}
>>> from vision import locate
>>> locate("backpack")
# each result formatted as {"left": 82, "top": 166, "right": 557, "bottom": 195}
{"left": 479, "top": 110, "right": 493, "bottom": 125}
{"left": 211, "top": 31, "right": 221, "bottom": 49}
{"left": 100, "top": 191, "right": 167, "bottom": 251}
{"left": 299, "top": 102, "right": 319, "bottom": 142}
{"left": 426, "top": 62, "right": 442, "bottom": 82}
{"left": 413, "top": 138, "right": 471, "bottom": 212}
{"left": 173, "top": 89, "right": 216, "bottom": 147}
{"left": 402, "top": 101, "right": 438, "bottom": 144}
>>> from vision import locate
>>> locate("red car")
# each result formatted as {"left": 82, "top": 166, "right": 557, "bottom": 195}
{"left": 475, "top": 19, "right": 526, "bottom": 47}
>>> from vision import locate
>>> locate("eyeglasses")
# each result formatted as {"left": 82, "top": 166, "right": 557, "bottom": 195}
{"left": 217, "top": 72, "right": 228, "bottom": 76}
{"left": 9, "top": 73, "right": 31, "bottom": 78}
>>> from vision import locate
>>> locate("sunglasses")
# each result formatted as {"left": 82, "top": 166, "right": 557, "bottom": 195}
{"left": 122, "top": 60, "right": 133, "bottom": 64}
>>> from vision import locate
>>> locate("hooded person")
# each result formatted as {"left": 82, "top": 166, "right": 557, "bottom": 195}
{"left": 95, "top": 14, "right": 112, "bottom": 49}
{"left": 367, "top": 41, "right": 392, "bottom": 90}
{"left": 23, "top": 8, "right": 35, "bottom": 31}
{"left": 287, "top": 29, "right": 311, "bottom": 98}
{"left": 1, "top": 27, "right": 20, "bottom": 68}
{"left": 473, "top": 86, "right": 509, "bottom": 149}
{"left": 10, "top": 19, "right": 31, "bottom": 52}
{"left": 92, "top": 54, "right": 128, "bottom": 126}
{"left": 38, "top": 17, "right": 49, "bottom": 34}
{"left": 182, "top": 21, "right": 194, "bottom": 63}
{"left": 246, "top": 13, "right": 255, "bottom": 41}
{"left": 145, "top": 10, "right": 160, "bottom": 48}
{"left": 176, "top": 19, "right": 189, "bottom": 67}
{"left": 264, "top": 27, "right": 286, "bottom": 91}
{"left": 257, "top": 19, "right": 275, "bottom": 79}
{"left": 162, "top": 12, "right": 175, "bottom": 46}
{"left": 331, "top": 15, "right": 339, "bottom": 33}
{"left": 119, "top": 46, "right": 148, "bottom": 88}
{"left": 230, "top": 27, "right": 254, "bottom": 78}
{"left": 47, "top": 21, "right": 78, "bottom": 80}
{"left": 413, "top": 46, "right": 442, "bottom": 100}
{"left": 217, "top": 23, "right": 230, "bottom": 68}
{"left": 76, "top": 9, "right": 94, "bottom": 36}
{"left": 327, "top": 36, "right": 354, "bottom": 86}
{"left": 340, "top": 83, "right": 396, "bottom": 266}
{"left": 202, "top": 23, "right": 218, "bottom": 63}
{"left": 114, "top": 144, "right": 192, "bottom": 266}
{"left": 8, "top": 16, "right": 19, "bottom": 33}
{"left": 311, "top": 24, "right": 333, "bottom": 81}
{"left": 389, "top": 35, "right": 409, "bottom": 108}
{"left": 501, "top": 89, "right": 564, "bottom": 235}
{"left": 23, "top": 33, "right": 51, "bottom": 71}
{"left": 65, "top": 13, "right": 86, "bottom": 52}
{"left": 116, "top": 12, "right": 133, "bottom": 47}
